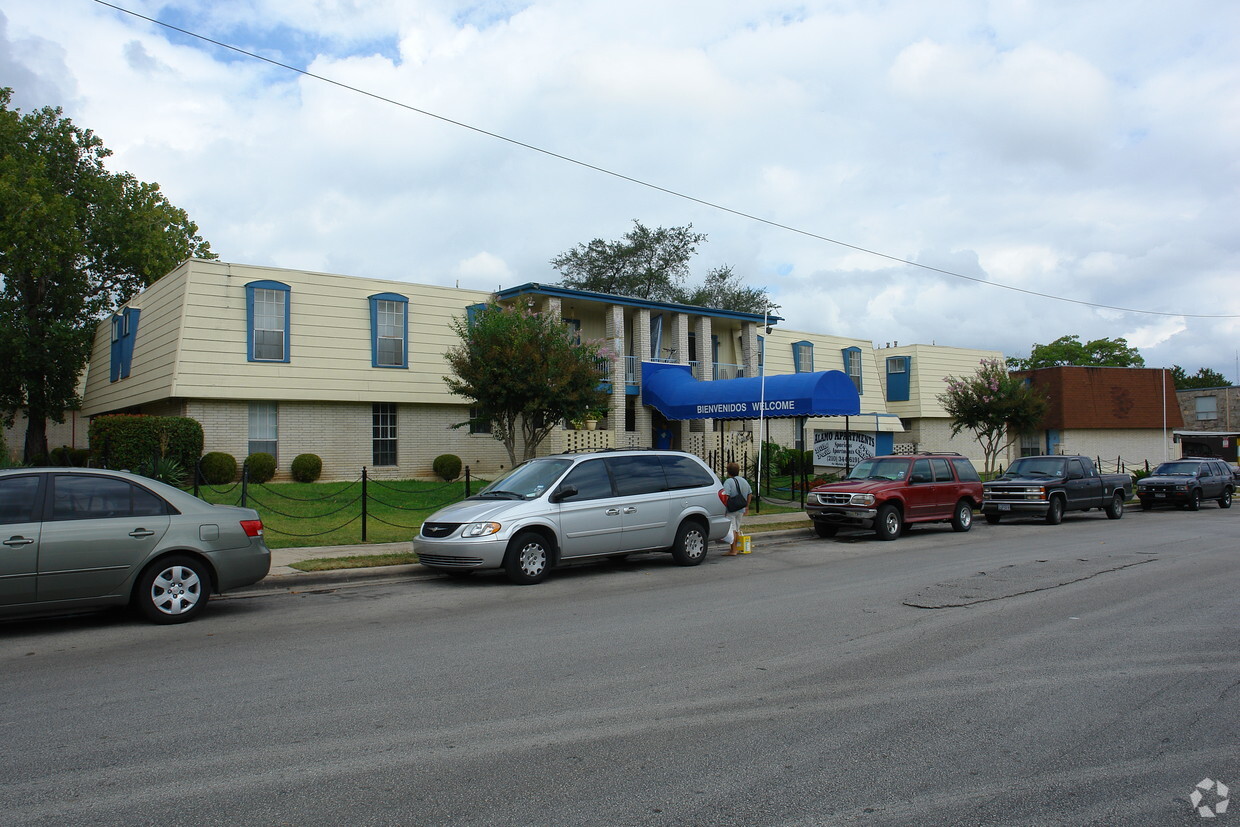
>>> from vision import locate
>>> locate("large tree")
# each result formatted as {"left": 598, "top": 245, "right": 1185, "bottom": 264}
{"left": 444, "top": 301, "right": 610, "bottom": 465}
{"left": 1171, "top": 365, "right": 1230, "bottom": 389}
{"left": 1007, "top": 334, "right": 1145, "bottom": 371}
{"left": 938, "top": 359, "right": 1048, "bottom": 476}
{"left": 0, "top": 89, "right": 213, "bottom": 461}
{"left": 550, "top": 220, "right": 774, "bottom": 313}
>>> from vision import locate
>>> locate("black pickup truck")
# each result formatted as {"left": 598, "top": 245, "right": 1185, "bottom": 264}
{"left": 982, "top": 455, "right": 1134, "bottom": 525}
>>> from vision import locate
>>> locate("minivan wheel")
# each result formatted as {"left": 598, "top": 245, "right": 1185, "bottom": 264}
{"left": 1105, "top": 492, "right": 1124, "bottom": 519}
{"left": 951, "top": 500, "right": 973, "bottom": 532}
{"left": 504, "top": 532, "right": 551, "bottom": 584}
{"left": 135, "top": 555, "right": 210, "bottom": 624}
{"left": 874, "top": 504, "right": 902, "bottom": 541}
{"left": 671, "top": 521, "right": 707, "bottom": 566}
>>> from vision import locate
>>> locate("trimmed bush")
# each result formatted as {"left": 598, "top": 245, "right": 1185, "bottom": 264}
{"left": 433, "top": 453, "right": 462, "bottom": 482}
{"left": 245, "top": 452, "right": 277, "bottom": 483}
{"left": 290, "top": 453, "right": 323, "bottom": 483}
{"left": 89, "top": 414, "right": 204, "bottom": 472}
{"left": 199, "top": 452, "right": 238, "bottom": 485}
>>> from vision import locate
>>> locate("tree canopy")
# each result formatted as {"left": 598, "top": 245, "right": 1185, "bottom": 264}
{"left": 0, "top": 89, "right": 213, "bottom": 461}
{"left": 1007, "top": 334, "right": 1145, "bottom": 371}
{"left": 550, "top": 220, "right": 774, "bottom": 314}
{"left": 938, "top": 359, "right": 1048, "bottom": 475}
{"left": 1171, "top": 365, "right": 1230, "bottom": 390}
{"left": 444, "top": 301, "right": 610, "bottom": 465}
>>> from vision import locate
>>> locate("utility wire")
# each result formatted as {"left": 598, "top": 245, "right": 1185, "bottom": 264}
{"left": 93, "top": 0, "right": 1238, "bottom": 320}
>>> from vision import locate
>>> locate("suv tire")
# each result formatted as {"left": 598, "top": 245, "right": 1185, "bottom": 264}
{"left": 670, "top": 521, "right": 708, "bottom": 566}
{"left": 984, "top": 513, "right": 1001, "bottom": 525}
{"left": 814, "top": 522, "right": 838, "bottom": 539}
{"left": 505, "top": 531, "right": 551, "bottom": 584}
{"left": 1219, "top": 488, "right": 1232, "bottom": 509}
{"left": 1187, "top": 489, "right": 1202, "bottom": 511}
{"left": 874, "top": 504, "right": 902, "bottom": 541}
{"left": 950, "top": 500, "right": 973, "bottom": 532}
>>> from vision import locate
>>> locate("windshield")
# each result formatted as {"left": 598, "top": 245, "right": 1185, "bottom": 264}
{"left": 1152, "top": 461, "right": 1199, "bottom": 476}
{"left": 476, "top": 458, "right": 573, "bottom": 499}
{"left": 1004, "top": 457, "right": 1067, "bottom": 478}
{"left": 846, "top": 458, "right": 910, "bottom": 481}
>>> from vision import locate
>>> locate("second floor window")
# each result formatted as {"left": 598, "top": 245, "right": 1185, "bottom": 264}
{"left": 247, "top": 281, "right": 290, "bottom": 362}
{"left": 842, "top": 347, "right": 862, "bottom": 392}
{"left": 370, "top": 293, "right": 408, "bottom": 368}
{"left": 792, "top": 341, "right": 813, "bottom": 373}
{"left": 1196, "top": 396, "right": 1218, "bottom": 421}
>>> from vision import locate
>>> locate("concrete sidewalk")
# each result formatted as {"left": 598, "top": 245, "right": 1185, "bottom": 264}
{"left": 249, "top": 510, "right": 812, "bottom": 591}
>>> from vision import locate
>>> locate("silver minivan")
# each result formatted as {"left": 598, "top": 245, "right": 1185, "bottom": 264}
{"left": 414, "top": 450, "right": 732, "bottom": 584}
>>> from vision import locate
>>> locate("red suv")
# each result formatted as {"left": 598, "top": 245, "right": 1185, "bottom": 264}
{"left": 805, "top": 453, "right": 984, "bottom": 540}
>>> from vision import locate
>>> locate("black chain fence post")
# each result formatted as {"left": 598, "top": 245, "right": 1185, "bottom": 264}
{"left": 465, "top": 465, "right": 472, "bottom": 498}
{"left": 361, "top": 466, "right": 368, "bottom": 543}
{"left": 240, "top": 459, "right": 249, "bottom": 508}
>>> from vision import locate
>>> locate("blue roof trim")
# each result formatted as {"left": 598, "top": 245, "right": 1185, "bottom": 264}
{"left": 493, "top": 282, "right": 784, "bottom": 325}
{"left": 640, "top": 361, "right": 860, "bottom": 420}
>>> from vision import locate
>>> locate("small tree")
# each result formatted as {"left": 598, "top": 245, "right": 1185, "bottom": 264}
{"left": 444, "top": 301, "right": 610, "bottom": 465}
{"left": 938, "top": 359, "right": 1048, "bottom": 476}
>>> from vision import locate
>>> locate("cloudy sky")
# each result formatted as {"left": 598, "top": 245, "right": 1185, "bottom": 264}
{"left": 4, "top": 0, "right": 1238, "bottom": 378}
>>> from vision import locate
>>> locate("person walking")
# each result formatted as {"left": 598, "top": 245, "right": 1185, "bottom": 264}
{"left": 721, "top": 461, "right": 752, "bottom": 556}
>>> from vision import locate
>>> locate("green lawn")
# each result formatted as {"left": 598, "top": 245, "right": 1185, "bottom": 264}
{"left": 192, "top": 477, "right": 481, "bottom": 549}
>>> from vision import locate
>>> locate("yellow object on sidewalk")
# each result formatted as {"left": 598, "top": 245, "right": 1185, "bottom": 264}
{"left": 738, "top": 535, "right": 752, "bottom": 554}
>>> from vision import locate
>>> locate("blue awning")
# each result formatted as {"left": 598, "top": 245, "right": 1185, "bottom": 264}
{"left": 641, "top": 361, "right": 861, "bottom": 421}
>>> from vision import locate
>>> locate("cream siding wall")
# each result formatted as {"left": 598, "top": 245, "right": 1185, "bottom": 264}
{"left": 879, "top": 344, "right": 1004, "bottom": 418}
{"left": 81, "top": 261, "right": 192, "bottom": 415}
{"left": 166, "top": 261, "right": 491, "bottom": 403}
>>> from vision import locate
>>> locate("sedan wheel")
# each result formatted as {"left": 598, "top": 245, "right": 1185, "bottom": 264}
{"left": 136, "top": 555, "right": 210, "bottom": 624}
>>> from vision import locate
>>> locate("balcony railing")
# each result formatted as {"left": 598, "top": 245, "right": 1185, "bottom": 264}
{"left": 619, "top": 356, "right": 747, "bottom": 387}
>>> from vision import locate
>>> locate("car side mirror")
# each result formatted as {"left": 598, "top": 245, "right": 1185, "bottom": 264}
{"left": 550, "top": 485, "right": 578, "bottom": 503}
{"left": 911, "top": 473, "right": 930, "bottom": 484}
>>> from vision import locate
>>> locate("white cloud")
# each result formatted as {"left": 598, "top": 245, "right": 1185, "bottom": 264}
{"left": 3, "top": 0, "right": 1238, "bottom": 380}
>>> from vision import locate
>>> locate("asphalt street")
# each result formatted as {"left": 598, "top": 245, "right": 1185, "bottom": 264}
{"left": 1, "top": 505, "right": 1236, "bottom": 826}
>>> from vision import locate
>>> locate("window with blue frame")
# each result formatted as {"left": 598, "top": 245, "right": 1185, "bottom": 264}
{"left": 792, "top": 341, "right": 813, "bottom": 373}
{"left": 369, "top": 293, "right": 408, "bottom": 368}
{"left": 885, "top": 356, "right": 909, "bottom": 401}
{"left": 109, "top": 308, "right": 140, "bottom": 382}
{"left": 246, "top": 280, "right": 290, "bottom": 362}
{"left": 842, "top": 346, "right": 862, "bottom": 392}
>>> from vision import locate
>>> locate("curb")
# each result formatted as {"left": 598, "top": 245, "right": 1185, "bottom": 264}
{"left": 226, "top": 527, "right": 814, "bottom": 596}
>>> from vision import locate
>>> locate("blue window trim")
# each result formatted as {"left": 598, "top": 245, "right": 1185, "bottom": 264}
{"left": 465, "top": 303, "right": 486, "bottom": 326}
{"left": 246, "top": 280, "right": 291, "bottom": 363}
{"left": 369, "top": 292, "right": 409, "bottom": 369}
{"left": 885, "top": 355, "right": 909, "bottom": 402}
{"left": 842, "top": 346, "right": 862, "bottom": 392}
{"left": 109, "top": 308, "right": 141, "bottom": 382}
{"left": 792, "top": 340, "right": 813, "bottom": 373}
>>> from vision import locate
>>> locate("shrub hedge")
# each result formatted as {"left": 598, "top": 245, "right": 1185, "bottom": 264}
{"left": 432, "top": 454, "right": 462, "bottom": 481}
{"left": 89, "top": 415, "right": 204, "bottom": 473}
{"left": 199, "top": 452, "right": 238, "bottom": 484}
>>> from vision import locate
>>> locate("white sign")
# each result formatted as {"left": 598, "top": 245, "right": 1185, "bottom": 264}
{"left": 813, "top": 430, "right": 876, "bottom": 467}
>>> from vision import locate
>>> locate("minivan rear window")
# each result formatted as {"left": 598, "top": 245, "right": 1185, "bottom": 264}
{"left": 606, "top": 455, "right": 668, "bottom": 496}
{"left": 659, "top": 455, "right": 715, "bottom": 490}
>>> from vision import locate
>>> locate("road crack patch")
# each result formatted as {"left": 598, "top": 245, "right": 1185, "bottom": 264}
{"left": 902, "top": 554, "right": 1156, "bottom": 608}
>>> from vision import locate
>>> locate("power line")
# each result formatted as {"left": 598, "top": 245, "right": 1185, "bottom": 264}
{"left": 92, "top": 0, "right": 1239, "bottom": 320}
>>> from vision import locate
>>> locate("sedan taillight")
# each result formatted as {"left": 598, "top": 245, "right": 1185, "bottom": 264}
{"left": 240, "top": 519, "right": 264, "bottom": 537}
